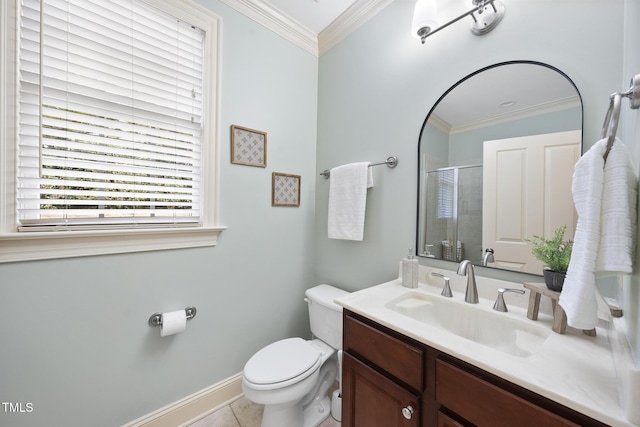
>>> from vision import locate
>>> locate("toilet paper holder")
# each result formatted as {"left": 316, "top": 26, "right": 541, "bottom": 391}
{"left": 148, "top": 306, "right": 197, "bottom": 327}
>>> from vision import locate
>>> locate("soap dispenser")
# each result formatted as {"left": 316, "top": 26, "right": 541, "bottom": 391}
{"left": 402, "top": 248, "right": 419, "bottom": 288}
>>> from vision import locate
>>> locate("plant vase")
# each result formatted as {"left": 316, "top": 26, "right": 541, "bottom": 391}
{"left": 543, "top": 269, "right": 566, "bottom": 292}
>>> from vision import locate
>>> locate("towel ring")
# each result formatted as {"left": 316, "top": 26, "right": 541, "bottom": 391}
{"left": 600, "top": 92, "right": 622, "bottom": 152}
{"left": 601, "top": 74, "right": 640, "bottom": 162}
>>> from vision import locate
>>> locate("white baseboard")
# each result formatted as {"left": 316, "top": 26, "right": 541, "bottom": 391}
{"left": 124, "top": 373, "right": 243, "bottom": 427}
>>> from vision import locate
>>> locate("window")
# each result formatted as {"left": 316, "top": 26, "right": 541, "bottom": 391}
{"left": 437, "top": 168, "right": 454, "bottom": 219}
{"left": 0, "top": 0, "right": 224, "bottom": 263}
{"left": 19, "top": 0, "right": 204, "bottom": 228}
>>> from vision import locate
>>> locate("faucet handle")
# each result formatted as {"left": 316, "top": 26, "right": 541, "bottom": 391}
{"left": 492, "top": 288, "right": 525, "bottom": 312}
{"left": 430, "top": 272, "right": 452, "bottom": 297}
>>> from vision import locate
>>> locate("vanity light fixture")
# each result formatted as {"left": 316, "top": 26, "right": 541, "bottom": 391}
{"left": 412, "top": 0, "right": 505, "bottom": 44}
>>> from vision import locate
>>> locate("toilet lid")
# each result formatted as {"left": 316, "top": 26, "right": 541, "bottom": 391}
{"left": 244, "top": 338, "right": 320, "bottom": 385}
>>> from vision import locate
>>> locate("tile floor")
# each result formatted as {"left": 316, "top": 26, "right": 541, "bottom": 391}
{"left": 188, "top": 396, "right": 341, "bottom": 427}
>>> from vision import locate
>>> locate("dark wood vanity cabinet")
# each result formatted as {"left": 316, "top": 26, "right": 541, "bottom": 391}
{"left": 342, "top": 309, "right": 609, "bottom": 427}
{"left": 342, "top": 311, "right": 423, "bottom": 426}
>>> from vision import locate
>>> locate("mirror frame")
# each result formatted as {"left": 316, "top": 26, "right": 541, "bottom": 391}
{"left": 415, "top": 60, "right": 583, "bottom": 274}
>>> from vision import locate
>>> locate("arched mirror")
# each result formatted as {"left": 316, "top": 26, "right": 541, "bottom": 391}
{"left": 417, "top": 61, "right": 582, "bottom": 275}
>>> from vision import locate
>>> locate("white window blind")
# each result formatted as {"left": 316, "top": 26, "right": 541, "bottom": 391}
{"left": 18, "top": 0, "right": 205, "bottom": 229}
{"left": 437, "top": 168, "right": 454, "bottom": 219}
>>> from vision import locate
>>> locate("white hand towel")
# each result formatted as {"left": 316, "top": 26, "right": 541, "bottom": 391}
{"left": 560, "top": 138, "right": 637, "bottom": 330}
{"left": 559, "top": 139, "right": 606, "bottom": 330}
{"left": 596, "top": 137, "right": 637, "bottom": 274}
{"left": 327, "top": 162, "right": 373, "bottom": 241}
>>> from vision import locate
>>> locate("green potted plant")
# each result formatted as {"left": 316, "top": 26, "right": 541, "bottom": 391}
{"left": 525, "top": 225, "right": 573, "bottom": 292}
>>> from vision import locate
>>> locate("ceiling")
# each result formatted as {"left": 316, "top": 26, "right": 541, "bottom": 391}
{"left": 262, "top": 0, "right": 358, "bottom": 34}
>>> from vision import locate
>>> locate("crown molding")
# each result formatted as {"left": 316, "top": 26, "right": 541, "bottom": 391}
{"left": 218, "top": 0, "right": 318, "bottom": 56}
{"left": 218, "top": 0, "right": 390, "bottom": 57}
{"left": 448, "top": 96, "right": 582, "bottom": 135}
{"left": 319, "top": 0, "right": 394, "bottom": 56}
{"left": 428, "top": 114, "right": 452, "bottom": 134}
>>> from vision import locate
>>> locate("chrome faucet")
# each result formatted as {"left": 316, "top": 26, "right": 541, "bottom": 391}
{"left": 482, "top": 248, "right": 495, "bottom": 266}
{"left": 457, "top": 260, "right": 478, "bottom": 304}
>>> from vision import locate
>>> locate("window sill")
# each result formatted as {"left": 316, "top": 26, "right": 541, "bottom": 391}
{"left": 0, "top": 226, "right": 227, "bottom": 263}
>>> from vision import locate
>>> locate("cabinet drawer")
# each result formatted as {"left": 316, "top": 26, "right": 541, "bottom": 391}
{"left": 437, "top": 411, "right": 466, "bottom": 427}
{"left": 344, "top": 313, "right": 424, "bottom": 391}
{"left": 435, "top": 359, "right": 580, "bottom": 427}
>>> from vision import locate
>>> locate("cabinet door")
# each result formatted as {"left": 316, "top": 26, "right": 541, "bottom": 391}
{"left": 343, "top": 352, "right": 420, "bottom": 427}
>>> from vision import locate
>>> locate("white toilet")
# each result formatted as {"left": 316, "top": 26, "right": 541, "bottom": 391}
{"left": 242, "top": 284, "right": 348, "bottom": 427}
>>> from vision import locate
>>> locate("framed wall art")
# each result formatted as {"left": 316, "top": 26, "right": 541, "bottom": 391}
{"left": 272, "top": 173, "right": 301, "bottom": 207}
{"left": 231, "top": 125, "right": 267, "bottom": 167}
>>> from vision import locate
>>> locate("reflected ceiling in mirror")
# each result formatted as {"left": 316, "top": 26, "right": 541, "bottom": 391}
{"left": 417, "top": 61, "right": 582, "bottom": 275}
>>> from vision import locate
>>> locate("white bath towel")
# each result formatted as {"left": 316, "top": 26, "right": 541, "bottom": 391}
{"left": 559, "top": 138, "right": 637, "bottom": 330}
{"left": 327, "top": 162, "right": 373, "bottom": 241}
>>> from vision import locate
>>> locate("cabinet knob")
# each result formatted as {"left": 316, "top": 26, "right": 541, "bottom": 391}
{"left": 402, "top": 405, "right": 414, "bottom": 420}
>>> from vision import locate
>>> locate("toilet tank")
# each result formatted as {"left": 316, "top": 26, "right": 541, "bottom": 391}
{"left": 305, "top": 285, "right": 349, "bottom": 350}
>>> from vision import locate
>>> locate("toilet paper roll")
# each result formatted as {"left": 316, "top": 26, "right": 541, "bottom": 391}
{"left": 160, "top": 310, "right": 187, "bottom": 337}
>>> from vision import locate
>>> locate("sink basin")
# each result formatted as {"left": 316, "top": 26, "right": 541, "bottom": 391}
{"left": 384, "top": 292, "right": 550, "bottom": 357}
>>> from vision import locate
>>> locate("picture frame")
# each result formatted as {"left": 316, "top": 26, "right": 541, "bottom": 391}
{"left": 272, "top": 173, "right": 301, "bottom": 207}
{"left": 231, "top": 125, "right": 267, "bottom": 167}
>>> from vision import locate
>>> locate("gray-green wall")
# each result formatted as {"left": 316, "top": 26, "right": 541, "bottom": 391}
{"left": 315, "top": 0, "right": 625, "bottom": 286}
{"left": 1, "top": 1, "right": 639, "bottom": 426}
{"left": 315, "top": 0, "right": 639, "bottom": 354}
{"left": 0, "top": 1, "right": 319, "bottom": 426}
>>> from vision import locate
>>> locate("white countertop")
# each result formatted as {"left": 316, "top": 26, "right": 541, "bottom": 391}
{"left": 335, "top": 275, "right": 635, "bottom": 427}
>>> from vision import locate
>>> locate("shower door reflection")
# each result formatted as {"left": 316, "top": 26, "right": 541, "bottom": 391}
{"left": 424, "top": 165, "right": 483, "bottom": 264}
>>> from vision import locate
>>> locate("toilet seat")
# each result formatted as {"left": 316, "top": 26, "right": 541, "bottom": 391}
{"left": 244, "top": 338, "right": 321, "bottom": 389}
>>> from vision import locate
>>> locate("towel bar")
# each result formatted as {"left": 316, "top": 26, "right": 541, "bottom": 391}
{"left": 320, "top": 156, "right": 398, "bottom": 179}
{"left": 601, "top": 74, "right": 640, "bottom": 162}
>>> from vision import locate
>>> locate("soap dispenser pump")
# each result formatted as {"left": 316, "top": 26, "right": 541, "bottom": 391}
{"left": 402, "top": 248, "right": 419, "bottom": 288}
